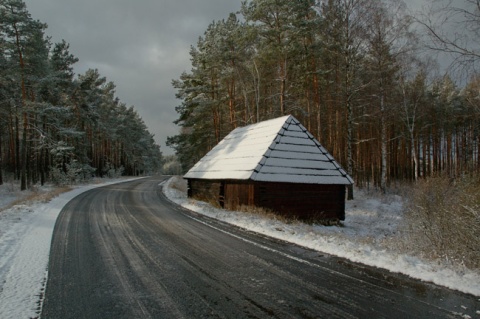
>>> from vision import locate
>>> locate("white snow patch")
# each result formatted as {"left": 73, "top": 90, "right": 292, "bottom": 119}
{"left": 163, "top": 176, "right": 480, "bottom": 298}
{"left": 0, "top": 178, "right": 143, "bottom": 319}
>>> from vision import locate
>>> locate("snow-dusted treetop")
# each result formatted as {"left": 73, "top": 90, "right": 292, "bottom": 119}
{"left": 184, "top": 115, "right": 354, "bottom": 185}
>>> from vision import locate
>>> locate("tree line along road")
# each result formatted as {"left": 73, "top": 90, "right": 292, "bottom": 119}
{"left": 40, "top": 176, "right": 479, "bottom": 318}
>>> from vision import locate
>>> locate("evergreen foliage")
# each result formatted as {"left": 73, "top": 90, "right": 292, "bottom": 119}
{"left": 0, "top": 0, "right": 162, "bottom": 189}
{"left": 169, "top": 0, "right": 480, "bottom": 190}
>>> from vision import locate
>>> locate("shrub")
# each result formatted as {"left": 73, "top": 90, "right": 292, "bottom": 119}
{"left": 49, "top": 161, "right": 96, "bottom": 186}
{"left": 103, "top": 162, "right": 124, "bottom": 178}
{"left": 403, "top": 175, "right": 480, "bottom": 269}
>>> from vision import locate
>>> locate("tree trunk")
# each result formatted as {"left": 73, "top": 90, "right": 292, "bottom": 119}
{"left": 347, "top": 107, "right": 354, "bottom": 200}
{"left": 380, "top": 93, "right": 387, "bottom": 193}
{"left": 0, "top": 130, "right": 3, "bottom": 185}
{"left": 40, "top": 148, "right": 45, "bottom": 186}
{"left": 410, "top": 130, "right": 418, "bottom": 181}
{"left": 13, "top": 19, "right": 28, "bottom": 190}
{"left": 8, "top": 113, "right": 16, "bottom": 179}
{"left": 228, "top": 78, "right": 237, "bottom": 128}
{"left": 20, "top": 112, "right": 27, "bottom": 190}
{"left": 15, "top": 114, "right": 20, "bottom": 180}
{"left": 279, "top": 58, "right": 286, "bottom": 115}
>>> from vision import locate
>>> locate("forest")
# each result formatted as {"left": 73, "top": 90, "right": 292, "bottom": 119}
{"left": 168, "top": 0, "right": 480, "bottom": 196}
{"left": 0, "top": 0, "right": 162, "bottom": 190}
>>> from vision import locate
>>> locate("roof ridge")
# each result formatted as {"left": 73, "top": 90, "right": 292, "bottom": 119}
{"left": 250, "top": 115, "right": 292, "bottom": 180}
{"left": 184, "top": 114, "right": 353, "bottom": 185}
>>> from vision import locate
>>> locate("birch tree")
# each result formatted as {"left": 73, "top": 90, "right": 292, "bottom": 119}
{"left": 318, "top": 0, "right": 374, "bottom": 199}
{"left": 399, "top": 68, "right": 427, "bottom": 180}
{"left": 364, "top": 0, "right": 411, "bottom": 192}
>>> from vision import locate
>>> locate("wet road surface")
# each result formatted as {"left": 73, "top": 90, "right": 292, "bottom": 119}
{"left": 41, "top": 176, "right": 479, "bottom": 318}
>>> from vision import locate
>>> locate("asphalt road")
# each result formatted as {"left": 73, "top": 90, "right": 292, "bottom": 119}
{"left": 41, "top": 176, "right": 479, "bottom": 318}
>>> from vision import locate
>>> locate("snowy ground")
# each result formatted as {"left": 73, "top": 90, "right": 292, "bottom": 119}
{"left": 0, "top": 176, "right": 479, "bottom": 319}
{"left": 0, "top": 178, "right": 143, "bottom": 319}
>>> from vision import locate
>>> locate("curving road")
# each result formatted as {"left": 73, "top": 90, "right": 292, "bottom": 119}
{"left": 41, "top": 176, "right": 479, "bottom": 318}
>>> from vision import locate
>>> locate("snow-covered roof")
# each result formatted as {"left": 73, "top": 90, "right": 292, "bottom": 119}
{"left": 184, "top": 115, "right": 354, "bottom": 185}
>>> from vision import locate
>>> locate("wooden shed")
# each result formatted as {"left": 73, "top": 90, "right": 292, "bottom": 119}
{"left": 184, "top": 115, "right": 354, "bottom": 221}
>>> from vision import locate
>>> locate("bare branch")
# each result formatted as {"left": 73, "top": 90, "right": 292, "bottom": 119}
{"left": 414, "top": 0, "right": 480, "bottom": 75}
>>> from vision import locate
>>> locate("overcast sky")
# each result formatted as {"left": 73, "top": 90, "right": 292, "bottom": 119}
{"left": 23, "top": 0, "right": 426, "bottom": 156}
{"left": 23, "top": 0, "right": 241, "bottom": 155}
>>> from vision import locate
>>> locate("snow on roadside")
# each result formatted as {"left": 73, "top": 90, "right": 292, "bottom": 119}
{"left": 163, "top": 176, "right": 480, "bottom": 297}
{"left": 0, "top": 178, "right": 142, "bottom": 319}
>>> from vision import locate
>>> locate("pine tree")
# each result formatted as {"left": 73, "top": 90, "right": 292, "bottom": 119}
{"left": 241, "top": 0, "right": 315, "bottom": 116}
{"left": 0, "top": 0, "right": 48, "bottom": 189}
{"left": 0, "top": 1, "right": 163, "bottom": 187}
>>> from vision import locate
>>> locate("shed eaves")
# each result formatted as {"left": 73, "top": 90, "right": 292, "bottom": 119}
{"left": 184, "top": 115, "right": 354, "bottom": 185}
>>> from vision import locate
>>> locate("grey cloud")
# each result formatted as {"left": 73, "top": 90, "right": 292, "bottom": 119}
{"left": 24, "top": 0, "right": 240, "bottom": 155}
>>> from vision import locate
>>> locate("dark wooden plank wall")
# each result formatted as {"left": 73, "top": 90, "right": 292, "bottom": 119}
{"left": 188, "top": 179, "right": 346, "bottom": 221}
{"left": 255, "top": 182, "right": 345, "bottom": 220}
{"left": 224, "top": 182, "right": 255, "bottom": 210}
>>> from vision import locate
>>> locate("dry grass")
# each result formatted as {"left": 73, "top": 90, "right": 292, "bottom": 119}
{"left": 236, "top": 204, "right": 304, "bottom": 225}
{"left": 38, "top": 187, "right": 72, "bottom": 202}
{"left": 402, "top": 175, "right": 480, "bottom": 270}
{"left": 197, "top": 196, "right": 223, "bottom": 209}
{"left": 0, "top": 186, "right": 72, "bottom": 212}
{"left": 237, "top": 204, "right": 278, "bottom": 218}
{"left": 235, "top": 204, "right": 345, "bottom": 226}
{"left": 169, "top": 176, "right": 188, "bottom": 193}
